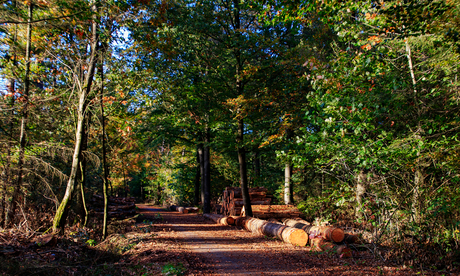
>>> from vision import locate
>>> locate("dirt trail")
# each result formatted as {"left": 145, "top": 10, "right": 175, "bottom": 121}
{"left": 136, "top": 204, "right": 423, "bottom": 276}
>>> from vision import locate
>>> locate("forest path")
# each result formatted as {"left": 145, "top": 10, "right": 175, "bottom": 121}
{"left": 136, "top": 204, "right": 391, "bottom": 276}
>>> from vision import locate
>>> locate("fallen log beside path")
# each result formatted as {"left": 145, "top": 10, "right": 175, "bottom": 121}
{"left": 203, "top": 214, "right": 235, "bottom": 226}
{"left": 177, "top": 207, "right": 188, "bottom": 214}
{"left": 244, "top": 217, "right": 309, "bottom": 246}
{"left": 282, "top": 219, "right": 345, "bottom": 243}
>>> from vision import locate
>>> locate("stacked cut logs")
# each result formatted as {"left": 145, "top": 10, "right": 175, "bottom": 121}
{"left": 91, "top": 195, "right": 136, "bottom": 219}
{"left": 241, "top": 205, "right": 302, "bottom": 219}
{"left": 202, "top": 214, "right": 357, "bottom": 257}
{"left": 221, "top": 187, "right": 273, "bottom": 216}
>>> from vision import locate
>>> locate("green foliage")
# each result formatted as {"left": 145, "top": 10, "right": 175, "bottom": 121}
{"left": 297, "top": 180, "right": 355, "bottom": 223}
{"left": 161, "top": 262, "right": 186, "bottom": 276}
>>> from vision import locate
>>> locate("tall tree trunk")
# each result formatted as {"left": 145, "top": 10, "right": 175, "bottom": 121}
{"left": 233, "top": 0, "right": 252, "bottom": 217}
{"left": 237, "top": 118, "right": 252, "bottom": 217}
{"left": 284, "top": 128, "right": 294, "bottom": 205}
{"left": 253, "top": 150, "right": 260, "bottom": 185}
{"left": 198, "top": 141, "right": 205, "bottom": 206}
{"left": 194, "top": 148, "right": 200, "bottom": 206}
{"left": 405, "top": 38, "right": 423, "bottom": 223}
{"left": 99, "top": 46, "right": 109, "bottom": 240}
{"left": 355, "top": 171, "right": 368, "bottom": 219}
{"left": 52, "top": 3, "right": 99, "bottom": 232}
{"left": 2, "top": 1, "right": 19, "bottom": 227}
{"left": 76, "top": 114, "right": 90, "bottom": 226}
{"left": 284, "top": 163, "right": 293, "bottom": 205}
{"left": 7, "top": 3, "right": 33, "bottom": 228}
{"left": 203, "top": 128, "right": 211, "bottom": 213}
{"left": 2, "top": 79, "right": 15, "bottom": 228}
{"left": 79, "top": 161, "right": 89, "bottom": 227}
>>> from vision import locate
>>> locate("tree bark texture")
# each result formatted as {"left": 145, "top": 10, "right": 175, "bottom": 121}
{"left": 198, "top": 142, "right": 205, "bottom": 206}
{"left": 194, "top": 148, "right": 200, "bottom": 206}
{"left": 284, "top": 162, "right": 293, "bottom": 205}
{"left": 355, "top": 171, "right": 368, "bottom": 219}
{"left": 284, "top": 129, "right": 294, "bottom": 205}
{"left": 203, "top": 128, "right": 211, "bottom": 213}
{"left": 238, "top": 119, "right": 252, "bottom": 217}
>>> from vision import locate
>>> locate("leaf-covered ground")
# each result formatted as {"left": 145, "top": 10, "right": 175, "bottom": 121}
{"left": 0, "top": 204, "right": 457, "bottom": 275}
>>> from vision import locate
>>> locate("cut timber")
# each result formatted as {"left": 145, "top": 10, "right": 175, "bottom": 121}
{"left": 282, "top": 218, "right": 311, "bottom": 230}
{"left": 231, "top": 216, "right": 247, "bottom": 226}
{"left": 221, "top": 187, "right": 273, "bottom": 216}
{"left": 241, "top": 205, "right": 302, "bottom": 219}
{"left": 177, "top": 207, "right": 188, "bottom": 214}
{"left": 232, "top": 199, "right": 272, "bottom": 207}
{"left": 244, "top": 217, "right": 308, "bottom": 246}
{"left": 185, "top": 207, "right": 199, "bottom": 213}
{"left": 309, "top": 237, "right": 352, "bottom": 257}
{"left": 203, "top": 213, "right": 235, "bottom": 226}
{"left": 283, "top": 219, "right": 345, "bottom": 243}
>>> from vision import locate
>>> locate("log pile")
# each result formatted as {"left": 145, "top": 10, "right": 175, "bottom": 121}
{"left": 221, "top": 187, "right": 273, "bottom": 216}
{"left": 282, "top": 218, "right": 345, "bottom": 243}
{"left": 91, "top": 195, "right": 136, "bottom": 219}
{"left": 241, "top": 205, "right": 302, "bottom": 219}
{"left": 202, "top": 214, "right": 356, "bottom": 257}
{"left": 244, "top": 217, "right": 309, "bottom": 246}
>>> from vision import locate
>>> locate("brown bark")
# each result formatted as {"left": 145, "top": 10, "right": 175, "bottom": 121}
{"left": 244, "top": 217, "right": 308, "bottom": 246}
{"left": 203, "top": 128, "right": 211, "bottom": 213}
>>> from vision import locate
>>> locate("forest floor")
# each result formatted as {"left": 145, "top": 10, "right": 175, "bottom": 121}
{"left": 0, "top": 204, "right": 456, "bottom": 275}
